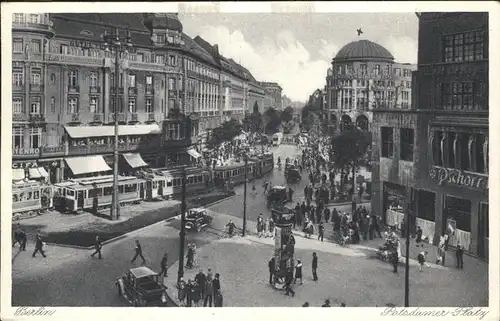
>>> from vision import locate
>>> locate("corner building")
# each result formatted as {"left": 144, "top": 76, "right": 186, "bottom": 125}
{"left": 371, "top": 12, "right": 489, "bottom": 259}
{"left": 325, "top": 39, "right": 416, "bottom": 134}
{"left": 11, "top": 13, "right": 265, "bottom": 182}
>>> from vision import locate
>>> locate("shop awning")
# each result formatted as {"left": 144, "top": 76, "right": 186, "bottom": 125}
{"left": 28, "top": 168, "right": 43, "bottom": 179}
{"left": 64, "top": 124, "right": 161, "bottom": 139}
{"left": 65, "top": 156, "right": 112, "bottom": 175}
{"left": 38, "top": 167, "right": 49, "bottom": 177}
{"left": 122, "top": 153, "right": 148, "bottom": 169}
{"left": 187, "top": 149, "right": 201, "bottom": 159}
{"left": 12, "top": 168, "right": 25, "bottom": 181}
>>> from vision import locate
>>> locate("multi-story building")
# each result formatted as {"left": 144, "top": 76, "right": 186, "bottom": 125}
{"left": 260, "top": 82, "right": 283, "bottom": 111}
{"left": 11, "top": 12, "right": 263, "bottom": 182}
{"left": 325, "top": 39, "right": 416, "bottom": 134}
{"left": 371, "top": 12, "right": 489, "bottom": 259}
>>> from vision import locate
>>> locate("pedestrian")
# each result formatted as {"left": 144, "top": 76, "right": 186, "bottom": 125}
{"left": 302, "top": 302, "right": 310, "bottom": 307}
{"left": 312, "top": 252, "right": 318, "bottom": 281}
{"left": 284, "top": 269, "right": 295, "bottom": 297}
{"left": 213, "top": 273, "right": 221, "bottom": 294}
{"left": 214, "top": 290, "right": 223, "bottom": 307}
{"left": 186, "top": 280, "right": 193, "bottom": 307}
{"left": 324, "top": 208, "right": 330, "bottom": 224}
{"left": 191, "top": 280, "right": 201, "bottom": 307}
{"left": 322, "top": 299, "right": 331, "bottom": 307}
{"left": 390, "top": 250, "right": 399, "bottom": 273}
{"left": 226, "top": 220, "right": 236, "bottom": 237}
{"left": 177, "top": 278, "right": 186, "bottom": 307}
{"left": 455, "top": 243, "right": 464, "bottom": 269}
{"left": 268, "top": 218, "right": 275, "bottom": 237}
{"left": 91, "top": 236, "right": 103, "bottom": 259}
{"left": 294, "top": 259, "right": 303, "bottom": 284}
{"left": 436, "top": 239, "right": 446, "bottom": 266}
{"left": 417, "top": 250, "right": 429, "bottom": 272}
{"left": 268, "top": 256, "right": 276, "bottom": 285}
{"left": 13, "top": 223, "right": 27, "bottom": 251}
{"left": 32, "top": 233, "right": 47, "bottom": 258}
{"left": 257, "top": 213, "right": 264, "bottom": 237}
{"left": 204, "top": 273, "right": 214, "bottom": 307}
{"left": 288, "top": 187, "right": 294, "bottom": 202}
{"left": 264, "top": 218, "right": 270, "bottom": 238}
{"left": 251, "top": 182, "right": 257, "bottom": 196}
{"left": 195, "top": 269, "right": 207, "bottom": 299}
{"left": 415, "top": 226, "right": 423, "bottom": 247}
{"left": 131, "top": 240, "right": 146, "bottom": 264}
{"left": 340, "top": 302, "right": 346, "bottom": 307}
{"left": 158, "top": 252, "right": 168, "bottom": 278}
{"left": 318, "top": 222, "right": 325, "bottom": 242}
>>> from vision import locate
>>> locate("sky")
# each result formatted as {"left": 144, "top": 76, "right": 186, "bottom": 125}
{"left": 179, "top": 12, "right": 419, "bottom": 102}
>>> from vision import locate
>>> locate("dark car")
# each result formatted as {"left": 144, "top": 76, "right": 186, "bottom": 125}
{"left": 266, "top": 186, "right": 288, "bottom": 209}
{"left": 116, "top": 266, "right": 168, "bottom": 307}
{"left": 285, "top": 164, "right": 301, "bottom": 183}
{"left": 185, "top": 208, "right": 213, "bottom": 232}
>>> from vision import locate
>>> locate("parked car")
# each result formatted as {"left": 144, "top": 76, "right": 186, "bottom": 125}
{"left": 185, "top": 208, "right": 213, "bottom": 232}
{"left": 266, "top": 185, "right": 288, "bottom": 209}
{"left": 115, "top": 266, "right": 168, "bottom": 307}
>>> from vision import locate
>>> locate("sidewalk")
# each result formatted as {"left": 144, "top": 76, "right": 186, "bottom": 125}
{"left": 163, "top": 211, "right": 488, "bottom": 307}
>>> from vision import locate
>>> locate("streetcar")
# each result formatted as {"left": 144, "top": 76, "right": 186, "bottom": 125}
{"left": 212, "top": 161, "right": 257, "bottom": 188}
{"left": 53, "top": 175, "right": 146, "bottom": 213}
{"left": 12, "top": 181, "right": 53, "bottom": 220}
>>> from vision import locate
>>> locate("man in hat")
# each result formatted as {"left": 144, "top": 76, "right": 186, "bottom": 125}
{"left": 91, "top": 236, "right": 103, "bottom": 259}
{"left": 13, "top": 223, "right": 27, "bottom": 251}
{"left": 32, "top": 233, "right": 46, "bottom": 258}
{"left": 268, "top": 256, "right": 276, "bottom": 285}
{"left": 131, "top": 240, "right": 146, "bottom": 264}
{"left": 159, "top": 252, "right": 168, "bottom": 277}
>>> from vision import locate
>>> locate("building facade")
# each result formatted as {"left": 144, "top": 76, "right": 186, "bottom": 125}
{"left": 325, "top": 39, "right": 416, "bottom": 134}
{"left": 260, "top": 82, "right": 283, "bottom": 111}
{"left": 11, "top": 12, "right": 264, "bottom": 182}
{"left": 371, "top": 12, "right": 489, "bottom": 259}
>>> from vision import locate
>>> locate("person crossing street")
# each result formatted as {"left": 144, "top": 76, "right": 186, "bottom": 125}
{"left": 318, "top": 222, "right": 325, "bottom": 242}
{"left": 32, "top": 233, "right": 46, "bottom": 258}
{"left": 159, "top": 252, "right": 168, "bottom": 278}
{"left": 312, "top": 252, "right": 318, "bottom": 281}
{"left": 131, "top": 240, "right": 146, "bottom": 264}
{"left": 90, "top": 236, "right": 103, "bottom": 259}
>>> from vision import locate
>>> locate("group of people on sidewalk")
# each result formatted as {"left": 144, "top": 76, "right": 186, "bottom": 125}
{"left": 177, "top": 268, "right": 223, "bottom": 307}
{"left": 12, "top": 223, "right": 48, "bottom": 258}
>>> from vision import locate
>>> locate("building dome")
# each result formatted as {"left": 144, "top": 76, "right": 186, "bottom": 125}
{"left": 143, "top": 13, "right": 183, "bottom": 33}
{"left": 333, "top": 40, "right": 394, "bottom": 62}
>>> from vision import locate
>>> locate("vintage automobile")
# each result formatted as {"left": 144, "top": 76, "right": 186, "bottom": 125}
{"left": 267, "top": 185, "right": 288, "bottom": 209}
{"left": 285, "top": 164, "right": 301, "bottom": 183}
{"left": 185, "top": 208, "right": 213, "bottom": 232}
{"left": 115, "top": 266, "right": 168, "bottom": 307}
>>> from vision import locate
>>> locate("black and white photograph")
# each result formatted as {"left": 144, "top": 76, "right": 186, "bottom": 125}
{"left": 1, "top": 1, "right": 499, "bottom": 319}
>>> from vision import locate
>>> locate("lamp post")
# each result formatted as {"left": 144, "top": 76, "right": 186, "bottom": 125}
{"left": 177, "top": 165, "right": 187, "bottom": 284}
{"left": 103, "top": 28, "right": 132, "bottom": 221}
{"left": 242, "top": 153, "right": 249, "bottom": 236}
{"left": 403, "top": 170, "right": 413, "bottom": 307}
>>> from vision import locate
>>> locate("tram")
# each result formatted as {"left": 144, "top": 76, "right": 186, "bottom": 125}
{"left": 12, "top": 181, "right": 53, "bottom": 219}
{"left": 53, "top": 175, "right": 146, "bottom": 213}
{"left": 213, "top": 161, "right": 257, "bottom": 187}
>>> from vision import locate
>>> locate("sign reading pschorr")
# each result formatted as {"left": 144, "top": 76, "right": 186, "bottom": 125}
{"left": 429, "top": 166, "right": 488, "bottom": 191}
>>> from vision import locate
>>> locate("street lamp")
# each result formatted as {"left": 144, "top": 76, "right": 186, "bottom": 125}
{"left": 403, "top": 169, "right": 413, "bottom": 307}
{"left": 242, "top": 153, "right": 249, "bottom": 236}
{"left": 103, "top": 28, "right": 133, "bottom": 221}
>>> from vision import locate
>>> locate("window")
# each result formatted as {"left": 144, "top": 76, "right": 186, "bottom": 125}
{"left": 459, "top": 133, "right": 471, "bottom": 171}
{"left": 445, "top": 196, "right": 471, "bottom": 232}
{"left": 50, "top": 97, "right": 56, "bottom": 113}
{"left": 30, "top": 97, "right": 41, "bottom": 114}
{"left": 381, "top": 127, "right": 394, "bottom": 158}
{"left": 441, "top": 82, "right": 474, "bottom": 110}
{"left": 90, "top": 96, "right": 98, "bottom": 113}
{"left": 400, "top": 128, "right": 414, "bottom": 161}
{"left": 90, "top": 72, "right": 98, "bottom": 87}
{"left": 374, "top": 64, "right": 380, "bottom": 76}
{"left": 29, "top": 14, "right": 40, "bottom": 24}
{"left": 13, "top": 13, "right": 24, "bottom": 23}
{"left": 68, "top": 97, "right": 78, "bottom": 114}
{"left": 169, "top": 55, "right": 177, "bottom": 66}
{"left": 124, "top": 184, "right": 137, "bottom": 193}
{"left": 168, "top": 78, "right": 175, "bottom": 90}
{"left": 360, "top": 64, "right": 367, "bottom": 76}
{"left": 384, "top": 64, "right": 390, "bottom": 75}
{"left": 145, "top": 98, "right": 153, "bottom": 113}
{"left": 155, "top": 55, "right": 164, "bottom": 64}
{"left": 12, "top": 127, "right": 24, "bottom": 149}
{"left": 128, "top": 98, "right": 136, "bottom": 113}
{"left": 167, "top": 123, "right": 180, "bottom": 140}
{"left": 13, "top": 97, "right": 23, "bottom": 113}
{"left": 13, "top": 39, "right": 23, "bottom": 52}
{"left": 69, "top": 70, "right": 78, "bottom": 87}
{"left": 31, "top": 40, "right": 41, "bottom": 53}
{"left": 156, "top": 34, "right": 165, "bottom": 43}
{"left": 29, "top": 127, "right": 42, "bottom": 149}
{"left": 60, "top": 45, "right": 68, "bottom": 55}
{"left": 402, "top": 91, "right": 409, "bottom": 101}
{"left": 13, "top": 68, "right": 24, "bottom": 86}
{"left": 475, "top": 133, "right": 486, "bottom": 174}
{"left": 443, "top": 31, "right": 485, "bottom": 62}
{"left": 31, "top": 68, "right": 41, "bottom": 85}
{"left": 137, "top": 53, "right": 144, "bottom": 62}
{"left": 128, "top": 74, "right": 136, "bottom": 87}
{"left": 50, "top": 73, "right": 56, "bottom": 83}
{"left": 146, "top": 75, "right": 153, "bottom": 85}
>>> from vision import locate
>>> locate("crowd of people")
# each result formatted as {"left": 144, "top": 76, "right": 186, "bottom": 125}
{"left": 177, "top": 268, "right": 224, "bottom": 307}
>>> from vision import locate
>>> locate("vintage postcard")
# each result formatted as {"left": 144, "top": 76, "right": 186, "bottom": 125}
{"left": 1, "top": 1, "right": 499, "bottom": 321}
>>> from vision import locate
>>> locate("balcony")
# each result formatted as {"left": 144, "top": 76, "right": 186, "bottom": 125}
{"left": 128, "top": 87, "right": 138, "bottom": 96}
{"left": 13, "top": 84, "right": 25, "bottom": 92}
{"left": 145, "top": 85, "right": 154, "bottom": 95}
{"left": 90, "top": 86, "right": 101, "bottom": 94}
{"left": 46, "top": 53, "right": 104, "bottom": 67}
{"left": 128, "top": 112, "right": 139, "bottom": 123}
{"left": 91, "top": 113, "right": 104, "bottom": 123}
{"left": 29, "top": 84, "right": 44, "bottom": 92}
{"left": 29, "top": 113, "right": 45, "bottom": 123}
{"left": 12, "top": 21, "right": 54, "bottom": 35}
{"left": 109, "top": 113, "right": 126, "bottom": 123}
{"left": 41, "top": 145, "right": 65, "bottom": 157}
{"left": 110, "top": 87, "right": 125, "bottom": 95}
{"left": 13, "top": 113, "right": 28, "bottom": 122}
{"left": 68, "top": 85, "right": 80, "bottom": 94}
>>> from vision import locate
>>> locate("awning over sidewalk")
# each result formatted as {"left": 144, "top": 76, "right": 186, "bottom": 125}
{"left": 28, "top": 167, "right": 49, "bottom": 179}
{"left": 187, "top": 149, "right": 202, "bottom": 159}
{"left": 65, "top": 155, "right": 112, "bottom": 175}
{"left": 64, "top": 124, "right": 161, "bottom": 139}
{"left": 121, "top": 153, "right": 148, "bottom": 169}
{"left": 12, "top": 168, "right": 25, "bottom": 181}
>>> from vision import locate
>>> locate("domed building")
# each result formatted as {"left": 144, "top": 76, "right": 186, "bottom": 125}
{"left": 325, "top": 39, "right": 416, "bottom": 133}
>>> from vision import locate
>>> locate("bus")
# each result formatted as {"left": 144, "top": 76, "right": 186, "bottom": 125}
{"left": 272, "top": 132, "right": 283, "bottom": 146}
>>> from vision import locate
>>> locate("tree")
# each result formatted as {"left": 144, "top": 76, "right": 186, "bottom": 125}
{"left": 281, "top": 106, "right": 294, "bottom": 123}
{"left": 329, "top": 128, "right": 371, "bottom": 196}
{"left": 301, "top": 89, "right": 323, "bottom": 131}
{"left": 264, "top": 107, "right": 281, "bottom": 134}
{"left": 206, "top": 118, "right": 242, "bottom": 149}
